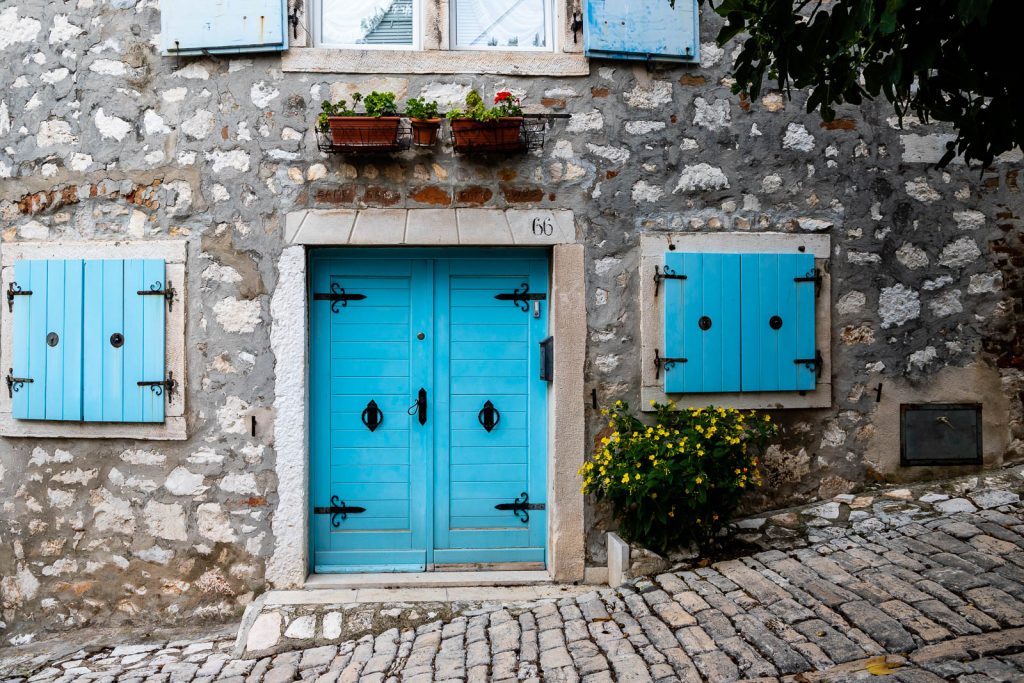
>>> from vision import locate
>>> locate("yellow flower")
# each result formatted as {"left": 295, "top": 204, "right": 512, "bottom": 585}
{"left": 649, "top": 399, "right": 656, "bottom": 406}
{"left": 621, "top": 473, "right": 630, "bottom": 484}
{"left": 695, "top": 476, "right": 703, "bottom": 484}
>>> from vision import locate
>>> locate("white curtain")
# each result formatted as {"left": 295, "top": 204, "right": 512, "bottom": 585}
{"left": 454, "top": 0, "right": 548, "bottom": 48}
{"left": 321, "top": 0, "right": 409, "bottom": 45}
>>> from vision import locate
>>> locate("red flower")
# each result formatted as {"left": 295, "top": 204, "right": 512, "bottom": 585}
{"left": 494, "top": 91, "right": 512, "bottom": 103}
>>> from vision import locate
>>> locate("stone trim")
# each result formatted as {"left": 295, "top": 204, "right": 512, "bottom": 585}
{"left": 266, "top": 237, "right": 587, "bottom": 587}
{"left": 286, "top": 209, "right": 577, "bottom": 246}
{"left": 639, "top": 232, "right": 833, "bottom": 411}
{"left": 0, "top": 241, "right": 188, "bottom": 440}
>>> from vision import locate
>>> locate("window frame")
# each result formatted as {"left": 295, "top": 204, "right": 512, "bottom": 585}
{"left": 315, "top": 0, "right": 423, "bottom": 52}
{"left": 448, "top": 0, "right": 556, "bottom": 53}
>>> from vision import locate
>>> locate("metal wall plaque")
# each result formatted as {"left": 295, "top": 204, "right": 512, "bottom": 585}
{"left": 900, "top": 403, "right": 982, "bottom": 467}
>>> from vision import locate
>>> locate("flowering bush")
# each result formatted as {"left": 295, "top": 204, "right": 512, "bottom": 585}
{"left": 579, "top": 401, "right": 776, "bottom": 554}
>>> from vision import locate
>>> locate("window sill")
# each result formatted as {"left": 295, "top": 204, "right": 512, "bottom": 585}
{"left": 281, "top": 47, "right": 589, "bottom": 76}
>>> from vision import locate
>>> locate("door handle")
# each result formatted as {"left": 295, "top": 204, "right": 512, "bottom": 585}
{"left": 361, "top": 400, "right": 383, "bottom": 432}
{"left": 478, "top": 400, "right": 500, "bottom": 432}
{"left": 408, "top": 387, "right": 427, "bottom": 425}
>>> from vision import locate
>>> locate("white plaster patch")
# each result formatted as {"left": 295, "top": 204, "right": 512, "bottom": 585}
{"left": 52, "top": 468, "right": 97, "bottom": 486}
{"left": 206, "top": 149, "right": 250, "bottom": 173}
{"left": 905, "top": 177, "right": 941, "bottom": 203}
{"left": 624, "top": 81, "right": 672, "bottom": 109}
{"left": 692, "top": 97, "right": 730, "bottom": 130}
{"left": 953, "top": 210, "right": 985, "bottom": 231}
{"left": 91, "top": 488, "right": 135, "bottom": 534}
{"left": 836, "top": 291, "right": 865, "bottom": 315}
{"left": 968, "top": 272, "right": 1002, "bottom": 294}
{"left": 593, "top": 257, "right": 621, "bottom": 277}
{"left": 119, "top": 449, "right": 166, "bottom": 465}
{"left": 0, "top": 7, "right": 42, "bottom": 51}
{"left": 939, "top": 237, "right": 981, "bottom": 269}
{"left": 164, "top": 467, "right": 208, "bottom": 496}
{"left": 143, "top": 109, "right": 170, "bottom": 136}
{"left": 250, "top": 81, "right": 280, "bottom": 108}
{"left": 928, "top": 290, "right": 962, "bottom": 318}
{"left": 584, "top": 143, "right": 630, "bottom": 165}
{"left": 181, "top": 109, "right": 215, "bottom": 140}
{"left": 219, "top": 472, "right": 258, "bottom": 495}
{"left": 567, "top": 110, "right": 603, "bottom": 132}
{"left": 700, "top": 42, "right": 724, "bottom": 67}
{"left": 631, "top": 180, "right": 664, "bottom": 203}
{"left": 143, "top": 501, "right": 188, "bottom": 541}
{"left": 41, "top": 68, "right": 69, "bottom": 84}
{"left": 162, "top": 87, "right": 188, "bottom": 103}
{"left": 674, "top": 164, "right": 729, "bottom": 193}
{"left": 36, "top": 119, "right": 78, "bottom": 147}
{"left": 761, "top": 175, "right": 783, "bottom": 193}
{"left": 49, "top": 15, "right": 83, "bottom": 44}
{"left": 89, "top": 59, "right": 127, "bottom": 76}
{"left": 213, "top": 297, "right": 262, "bottom": 333}
{"left": 417, "top": 82, "right": 472, "bottom": 109}
{"left": 908, "top": 346, "right": 938, "bottom": 370}
{"left": 197, "top": 503, "right": 236, "bottom": 543}
{"left": 217, "top": 396, "right": 251, "bottom": 435}
{"left": 173, "top": 62, "right": 210, "bottom": 80}
{"left": 895, "top": 243, "right": 929, "bottom": 269}
{"left": 202, "top": 263, "right": 243, "bottom": 284}
{"left": 879, "top": 283, "right": 921, "bottom": 329}
{"left": 94, "top": 108, "right": 131, "bottom": 141}
{"left": 900, "top": 133, "right": 958, "bottom": 164}
{"left": 782, "top": 123, "right": 815, "bottom": 152}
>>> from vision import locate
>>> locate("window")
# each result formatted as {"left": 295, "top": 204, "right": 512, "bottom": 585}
{"left": 318, "top": 0, "right": 420, "bottom": 49}
{"left": 452, "top": 0, "right": 553, "bottom": 51}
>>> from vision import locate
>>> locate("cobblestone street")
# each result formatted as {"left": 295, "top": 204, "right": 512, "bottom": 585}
{"left": 4, "top": 469, "right": 1024, "bottom": 682}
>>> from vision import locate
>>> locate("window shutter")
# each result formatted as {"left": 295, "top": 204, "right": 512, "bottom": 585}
{"left": 160, "top": 0, "right": 288, "bottom": 56}
{"left": 11, "top": 260, "right": 84, "bottom": 421}
{"left": 584, "top": 0, "right": 699, "bottom": 63}
{"left": 663, "top": 252, "right": 741, "bottom": 393}
{"left": 83, "top": 259, "right": 167, "bottom": 423}
{"left": 740, "top": 253, "right": 817, "bottom": 392}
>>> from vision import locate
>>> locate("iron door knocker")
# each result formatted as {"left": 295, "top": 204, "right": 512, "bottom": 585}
{"left": 361, "top": 400, "right": 383, "bottom": 432}
{"left": 478, "top": 400, "right": 500, "bottom": 432}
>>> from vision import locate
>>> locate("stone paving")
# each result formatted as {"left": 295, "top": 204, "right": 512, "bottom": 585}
{"left": 4, "top": 468, "right": 1024, "bottom": 682}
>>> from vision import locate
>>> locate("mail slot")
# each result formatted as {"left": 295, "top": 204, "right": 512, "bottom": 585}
{"left": 900, "top": 403, "right": 982, "bottom": 467}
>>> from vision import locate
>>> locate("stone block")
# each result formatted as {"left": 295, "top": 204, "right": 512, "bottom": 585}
{"left": 607, "top": 532, "right": 630, "bottom": 588}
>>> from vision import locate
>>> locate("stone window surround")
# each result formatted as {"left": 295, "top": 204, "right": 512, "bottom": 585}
{"left": 639, "top": 232, "right": 833, "bottom": 411}
{"left": 0, "top": 241, "right": 188, "bottom": 440}
{"left": 284, "top": 0, "right": 589, "bottom": 76}
{"left": 267, "top": 208, "right": 586, "bottom": 587}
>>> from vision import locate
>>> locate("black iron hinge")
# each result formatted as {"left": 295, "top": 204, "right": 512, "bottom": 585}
{"left": 653, "top": 265, "right": 686, "bottom": 297}
{"left": 495, "top": 492, "right": 545, "bottom": 524}
{"left": 794, "top": 350, "right": 824, "bottom": 379}
{"left": 6, "top": 369, "right": 32, "bottom": 398}
{"left": 7, "top": 282, "right": 31, "bottom": 312}
{"left": 495, "top": 283, "right": 546, "bottom": 314}
{"left": 138, "top": 280, "right": 176, "bottom": 312}
{"left": 654, "top": 348, "right": 687, "bottom": 379}
{"left": 314, "top": 282, "right": 367, "bottom": 314}
{"left": 794, "top": 268, "right": 822, "bottom": 298}
{"left": 314, "top": 495, "right": 366, "bottom": 528}
{"left": 571, "top": 11, "right": 583, "bottom": 42}
{"left": 138, "top": 371, "right": 177, "bottom": 401}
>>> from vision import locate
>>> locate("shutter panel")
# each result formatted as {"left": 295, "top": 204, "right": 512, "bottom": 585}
{"left": 663, "top": 253, "right": 741, "bottom": 393}
{"left": 740, "top": 253, "right": 817, "bottom": 392}
{"left": 140, "top": 260, "right": 167, "bottom": 423}
{"left": 160, "top": 0, "right": 288, "bottom": 56}
{"left": 11, "top": 260, "right": 83, "bottom": 421}
{"left": 584, "top": 0, "right": 699, "bottom": 63}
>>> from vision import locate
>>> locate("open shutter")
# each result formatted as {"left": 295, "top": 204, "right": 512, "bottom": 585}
{"left": 83, "top": 259, "right": 167, "bottom": 423}
{"left": 584, "top": 0, "right": 699, "bottom": 62}
{"left": 11, "top": 260, "right": 84, "bottom": 421}
{"left": 740, "top": 253, "right": 817, "bottom": 392}
{"left": 160, "top": 0, "right": 288, "bottom": 55}
{"left": 663, "top": 252, "right": 741, "bottom": 393}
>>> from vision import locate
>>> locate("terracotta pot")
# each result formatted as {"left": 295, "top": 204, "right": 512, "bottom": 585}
{"left": 410, "top": 118, "right": 441, "bottom": 146}
{"left": 450, "top": 117, "right": 524, "bottom": 152}
{"left": 327, "top": 116, "right": 401, "bottom": 147}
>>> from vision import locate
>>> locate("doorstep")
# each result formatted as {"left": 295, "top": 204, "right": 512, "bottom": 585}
{"left": 303, "top": 570, "right": 554, "bottom": 591}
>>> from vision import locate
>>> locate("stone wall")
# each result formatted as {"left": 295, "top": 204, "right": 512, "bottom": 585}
{"left": 0, "top": 0, "right": 1021, "bottom": 643}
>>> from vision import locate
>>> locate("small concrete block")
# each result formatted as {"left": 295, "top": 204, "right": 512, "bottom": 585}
{"left": 405, "top": 209, "right": 459, "bottom": 244}
{"left": 294, "top": 209, "right": 357, "bottom": 244}
{"left": 456, "top": 209, "right": 513, "bottom": 244}
{"left": 607, "top": 532, "right": 630, "bottom": 588}
{"left": 350, "top": 209, "right": 407, "bottom": 244}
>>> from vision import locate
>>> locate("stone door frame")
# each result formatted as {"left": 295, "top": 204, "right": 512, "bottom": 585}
{"left": 266, "top": 209, "right": 586, "bottom": 587}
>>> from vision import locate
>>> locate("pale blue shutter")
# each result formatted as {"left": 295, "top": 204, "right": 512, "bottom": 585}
{"left": 584, "top": 0, "right": 699, "bottom": 62}
{"left": 663, "top": 253, "right": 741, "bottom": 393}
{"left": 740, "top": 254, "right": 817, "bottom": 392}
{"left": 160, "top": 0, "right": 288, "bottom": 55}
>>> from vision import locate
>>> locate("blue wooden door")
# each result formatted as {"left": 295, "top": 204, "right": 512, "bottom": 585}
{"left": 309, "top": 250, "right": 549, "bottom": 573}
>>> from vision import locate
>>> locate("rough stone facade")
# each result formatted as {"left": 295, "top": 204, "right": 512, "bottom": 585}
{"left": 1, "top": 0, "right": 1022, "bottom": 644}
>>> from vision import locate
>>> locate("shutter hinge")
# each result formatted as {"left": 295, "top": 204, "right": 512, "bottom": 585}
{"left": 138, "top": 280, "right": 176, "bottom": 312}
{"left": 138, "top": 371, "right": 177, "bottom": 402}
{"left": 653, "top": 265, "right": 686, "bottom": 297}
{"left": 794, "top": 268, "right": 822, "bottom": 297}
{"left": 794, "top": 350, "right": 824, "bottom": 379}
{"left": 6, "top": 369, "right": 33, "bottom": 398}
{"left": 571, "top": 11, "right": 583, "bottom": 43}
{"left": 314, "top": 282, "right": 367, "bottom": 314}
{"left": 7, "top": 282, "right": 32, "bottom": 312}
{"left": 654, "top": 348, "right": 687, "bottom": 379}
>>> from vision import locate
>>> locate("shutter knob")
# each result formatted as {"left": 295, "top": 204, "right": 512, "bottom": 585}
{"left": 46, "top": 332, "right": 59, "bottom": 347}
{"left": 110, "top": 333, "right": 124, "bottom": 348}
{"left": 769, "top": 316, "right": 783, "bottom": 330}
{"left": 698, "top": 316, "right": 712, "bottom": 331}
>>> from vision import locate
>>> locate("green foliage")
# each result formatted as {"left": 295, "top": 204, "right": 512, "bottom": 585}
{"left": 446, "top": 89, "right": 524, "bottom": 122}
{"left": 698, "top": 0, "right": 1020, "bottom": 167}
{"left": 405, "top": 97, "right": 440, "bottom": 120}
{"left": 363, "top": 91, "right": 399, "bottom": 117}
{"left": 317, "top": 91, "right": 398, "bottom": 132}
{"left": 579, "top": 401, "right": 776, "bottom": 554}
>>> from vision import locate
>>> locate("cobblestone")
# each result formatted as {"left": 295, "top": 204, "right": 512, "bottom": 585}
{"left": 6, "top": 476, "right": 1024, "bottom": 682}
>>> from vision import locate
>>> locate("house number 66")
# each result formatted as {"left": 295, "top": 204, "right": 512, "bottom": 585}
{"left": 532, "top": 217, "right": 554, "bottom": 236}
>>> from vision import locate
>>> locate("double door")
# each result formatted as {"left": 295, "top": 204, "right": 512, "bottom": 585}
{"left": 309, "top": 250, "right": 549, "bottom": 572}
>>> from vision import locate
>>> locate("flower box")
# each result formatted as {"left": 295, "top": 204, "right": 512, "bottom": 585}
{"left": 326, "top": 116, "right": 402, "bottom": 148}
{"left": 449, "top": 117, "right": 525, "bottom": 153}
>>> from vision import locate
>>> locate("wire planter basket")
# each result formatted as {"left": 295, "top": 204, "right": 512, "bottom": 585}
{"left": 316, "top": 121, "right": 412, "bottom": 155}
{"left": 448, "top": 117, "right": 547, "bottom": 154}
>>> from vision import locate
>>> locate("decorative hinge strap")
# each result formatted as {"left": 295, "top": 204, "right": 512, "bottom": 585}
{"left": 494, "top": 492, "right": 545, "bottom": 524}
{"left": 137, "top": 371, "right": 177, "bottom": 401}
{"left": 794, "top": 268, "right": 822, "bottom": 297}
{"left": 495, "top": 282, "right": 546, "bottom": 313}
{"left": 653, "top": 265, "right": 686, "bottom": 297}
{"left": 7, "top": 282, "right": 32, "bottom": 312}
{"left": 314, "top": 282, "right": 367, "bottom": 314}
{"left": 6, "top": 369, "right": 33, "bottom": 398}
{"left": 794, "top": 350, "right": 824, "bottom": 379}
{"left": 313, "top": 495, "right": 367, "bottom": 527}
{"left": 137, "top": 280, "right": 176, "bottom": 312}
{"left": 654, "top": 348, "right": 687, "bottom": 380}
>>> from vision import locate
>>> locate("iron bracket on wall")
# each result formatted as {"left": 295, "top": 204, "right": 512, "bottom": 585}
{"left": 495, "top": 282, "right": 546, "bottom": 313}
{"left": 653, "top": 265, "right": 686, "bottom": 297}
{"left": 539, "top": 336, "right": 554, "bottom": 382}
{"left": 7, "top": 282, "right": 31, "bottom": 312}
{"left": 794, "top": 269, "right": 823, "bottom": 298}
{"left": 314, "top": 495, "right": 367, "bottom": 528}
{"left": 137, "top": 280, "right": 177, "bottom": 312}
{"left": 653, "top": 348, "right": 687, "bottom": 380}
{"left": 6, "top": 369, "right": 33, "bottom": 398}
{"left": 138, "top": 371, "right": 177, "bottom": 401}
{"left": 495, "top": 492, "right": 545, "bottom": 524}
{"left": 314, "top": 282, "right": 367, "bottom": 314}
{"left": 793, "top": 350, "right": 824, "bottom": 379}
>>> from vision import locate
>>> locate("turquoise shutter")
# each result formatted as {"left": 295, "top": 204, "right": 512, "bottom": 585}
{"left": 11, "top": 260, "right": 84, "bottom": 420}
{"left": 663, "top": 253, "right": 741, "bottom": 393}
{"left": 584, "top": 0, "right": 699, "bottom": 63}
{"left": 83, "top": 259, "right": 166, "bottom": 423}
{"left": 740, "top": 254, "right": 817, "bottom": 392}
{"left": 161, "top": 0, "right": 288, "bottom": 55}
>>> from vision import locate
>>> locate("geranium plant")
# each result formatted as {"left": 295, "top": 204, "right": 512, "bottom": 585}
{"left": 446, "top": 90, "right": 523, "bottom": 123}
{"left": 317, "top": 91, "right": 402, "bottom": 150}
{"left": 579, "top": 401, "right": 776, "bottom": 555}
